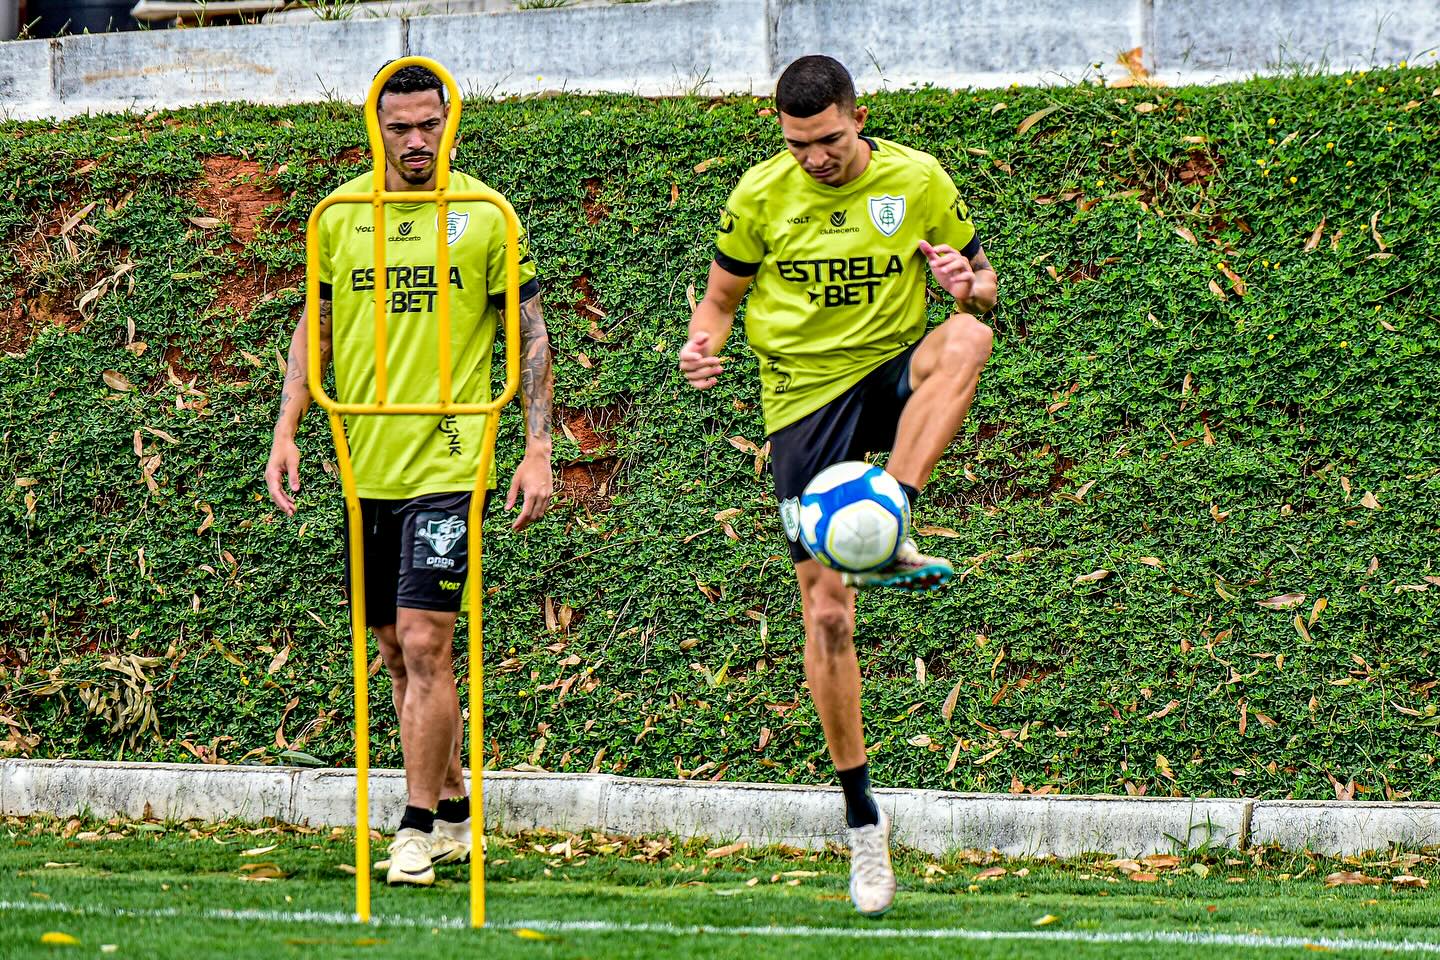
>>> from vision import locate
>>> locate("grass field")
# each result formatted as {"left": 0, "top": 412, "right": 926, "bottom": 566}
{"left": 3, "top": 817, "right": 1439, "bottom": 958}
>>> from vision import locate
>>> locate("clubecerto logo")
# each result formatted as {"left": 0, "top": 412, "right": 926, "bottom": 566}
{"left": 397, "top": 221, "right": 415, "bottom": 237}
{"left": 830, "top": 210, "right": 848, "bottom": 227}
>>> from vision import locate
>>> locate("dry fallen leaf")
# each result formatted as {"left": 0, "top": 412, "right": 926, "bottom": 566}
{"left": 1392, "top": 875, "right": 1429, "bottom": 889}
{"left": 693, "top": 157, "right": 722, "bottom": 174}
{"left": 1325, "top": 871, "right": 1382, "bottom": 887}
{"left": 1208, "top": 279, "right": 1227, "bottom": 300}
{"left": 1074, "top": 569, "right": 1110, "bottom": 584}
{"left": 1130, "top": 872, "right": 1159, "bottom": 883}
{"left": 1359, "top": 491, "right": 1381, "bottom": 510}
{"left": 1257, "top": 593, "right": 1306, "bottom": 610}
{"left": 705, "top": 841, "right": 747, "bottom": 858}
{"left": 975, "top": 867, "right": 1007, "bottom": 880}
{"left": 102, "top": 370, "right": 133, "bottom": 392}
{"left": 1174, "top": 226, "right": 1197, "bottom": 245}
{"left": 1305, "top": 218, "right": 1326, "bottom": 252}
{"left": 187, "top": 216, "right": 223, "bottom": 229}
{"left": 1016, "top": 105, "right": 1061, "bottom": 136}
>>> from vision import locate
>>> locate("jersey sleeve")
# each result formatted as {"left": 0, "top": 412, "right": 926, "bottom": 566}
{"left": 925, "top": 163, "right": 981, "bottom": 259}
{"left": 316, "top": 206, "right": 335, "bottom": 300}
{"left": 713, "top": 178, "right": 766, "bottom": 277}
{"left": 486, "top": 212, "right": 541, "bottom": 309}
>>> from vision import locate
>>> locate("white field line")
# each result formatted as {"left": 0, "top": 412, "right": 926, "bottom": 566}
{"left": 4, "top": 899, "right": 1440, "bottom": 954}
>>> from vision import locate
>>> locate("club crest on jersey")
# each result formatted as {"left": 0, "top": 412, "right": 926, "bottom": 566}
{"left": 444, "top": 211, "right": 470, "bottom": 246}
{"left": 868, "top": 194, "right": 906, "bottom": 237}
{"left": 779, "top": 497, "right": 802, "bottom": 542}
{"left": 418, "top": 515, "right": 466, "bottom": 557}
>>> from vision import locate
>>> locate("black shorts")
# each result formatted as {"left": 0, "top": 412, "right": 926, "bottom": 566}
{"left": 343, "top": 490, "right": 490, "bottom": 627}
{"left": 771, "top": 344, "right": 919, "bottom": 564}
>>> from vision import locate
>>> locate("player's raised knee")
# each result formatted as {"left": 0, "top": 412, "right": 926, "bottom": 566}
{"left": 942, "top": 313, "right": 993, "bottom": 369}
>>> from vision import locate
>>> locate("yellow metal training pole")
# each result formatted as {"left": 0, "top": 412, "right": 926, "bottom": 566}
{"left": 304, "top": 55, "right": 523, "bottom": 929}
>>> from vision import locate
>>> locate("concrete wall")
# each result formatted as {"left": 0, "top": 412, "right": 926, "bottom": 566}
{"left": 0, "top": 0, "right": 1436, "bottom": 120}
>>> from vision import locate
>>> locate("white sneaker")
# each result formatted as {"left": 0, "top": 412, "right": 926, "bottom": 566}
{"left": 374, "top": 819, "right": 472, "bottom": 871}
{"left": 385, "top": 828, "right": 435, "bottom": 886}
{"left": 847, "top": 811, "right": 896, "bottom": 917}
{"left": 842, "top": 540, "right": 953, "bottom": 592}
{"left": 431, "top": 817, "right": 472, "bottom": 865}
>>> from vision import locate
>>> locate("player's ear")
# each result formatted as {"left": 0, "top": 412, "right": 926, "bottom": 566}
{"left": 853, "top": 104, "right": 868, "bottom": 131}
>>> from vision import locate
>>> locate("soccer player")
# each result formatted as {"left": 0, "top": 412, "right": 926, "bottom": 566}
{"left": 678, "top": 55, "right": 997, "bottom": 916}
{"left": 264, "top": 65, "right": 554, "bottom": 887}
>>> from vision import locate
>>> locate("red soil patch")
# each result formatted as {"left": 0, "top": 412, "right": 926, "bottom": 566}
{"left": 1, "top": 196, "right": 108, "bottom": 352}
{"left": 192, "top": 156, "right": 284, "bottom": 246}
{"left": 581, "top": 177, "right": 610, "bottom": 225}
{"left": 557, "top": 402, "right": 626, "bottom": 509}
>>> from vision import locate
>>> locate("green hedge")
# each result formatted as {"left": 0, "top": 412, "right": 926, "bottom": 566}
{"left": 2, "top": 67, "right": 1439, "bottom": 802}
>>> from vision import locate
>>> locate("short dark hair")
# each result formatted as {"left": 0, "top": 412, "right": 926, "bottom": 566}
{"left": 775, "top": 55, "right": 855, "bottom": 118}
{"left": 376, "top": 64, "right": 445, "bottom": 112}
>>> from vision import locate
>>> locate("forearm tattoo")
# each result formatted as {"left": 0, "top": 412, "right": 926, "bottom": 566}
{"left": 517, "top": 294, "right": 554, "bottom": 443}
{"left": 278, "top": 299, "right": 332, "bottom": 425}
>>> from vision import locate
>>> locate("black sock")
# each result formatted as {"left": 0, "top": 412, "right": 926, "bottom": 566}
{"left": 399, "top": 804, "right": 435, "bottom": 834}
{"left": 899, "top": 482, "right": 921, "bottom": 512}
{"left": 436, "top": 796, "right": 469, "bottom": 824}
{"left": 838, "top": 762, "right": 880, "bottom": 828}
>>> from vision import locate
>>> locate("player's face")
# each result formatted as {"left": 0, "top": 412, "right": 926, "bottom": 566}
{"left": 377, "top": 90, "right": 448, "bottom": 187}
{"left": 778, "top": 103, "right": 869, "bottom": 186}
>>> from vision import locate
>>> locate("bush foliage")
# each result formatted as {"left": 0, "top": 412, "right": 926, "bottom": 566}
{"left": 2, "top": 67, "right": 1438, "bottom": 802}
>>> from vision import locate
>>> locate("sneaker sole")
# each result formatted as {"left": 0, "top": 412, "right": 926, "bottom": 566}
{"left": 852, "top": 564, "right": 953, "bottom": 592}
{"left": 386, "top": 867, "right": 435, "bottom": 887}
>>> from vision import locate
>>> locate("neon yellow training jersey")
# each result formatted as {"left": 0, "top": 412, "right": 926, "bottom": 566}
{"left": 315, "top": 170, "right": 538, "bottom": 499}
{"left": 714, "top": 137, "right": 979, "bottom": 434}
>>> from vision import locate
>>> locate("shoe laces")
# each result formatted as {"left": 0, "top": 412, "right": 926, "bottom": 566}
{"left": 848, "top": 823, "right": 890, "bottom": 885}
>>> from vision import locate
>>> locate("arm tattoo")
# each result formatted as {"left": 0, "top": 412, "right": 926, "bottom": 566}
{"left": 516, "top": 293, "right": 553, "bottom": 445}
{"left": 277, "top": 299, "right": 332, "bottom": 425}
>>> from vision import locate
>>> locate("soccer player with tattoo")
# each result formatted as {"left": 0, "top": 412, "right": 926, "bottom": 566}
{"left": 679, "top": 55, "right": 997, "bottom": 916}
{"left": 264, "top": 64, "right": 554, "bottom": 887}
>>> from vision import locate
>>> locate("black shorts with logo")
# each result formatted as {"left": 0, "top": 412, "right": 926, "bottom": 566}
{"left": 343, "top": 490, "right": 491, "bottom": 627}
{"left": 771, "top": 344, "right": 919, "bottom": 564}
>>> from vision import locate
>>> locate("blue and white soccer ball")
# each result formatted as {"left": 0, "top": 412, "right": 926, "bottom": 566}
{"left": 798, "top": 462, "right": 910, "bottom": 573}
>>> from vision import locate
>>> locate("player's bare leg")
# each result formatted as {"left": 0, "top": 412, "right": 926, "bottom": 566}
{"left": 797, "top": 561, "right": 896, "bottom": 916}
{"left": 846, "top": 313, "right": 993, "bottom": 592}
{"left": 888, "top": 312, "right": 993, "bottom": 485}
{"left": 382, "top": 608, "right": 461, "bottom": 885}
{"left": 375, "top": 624, "right": 469, "bottom": 872}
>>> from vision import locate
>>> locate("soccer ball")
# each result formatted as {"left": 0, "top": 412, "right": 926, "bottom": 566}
{"left": 798, "top": 462, "right": 910, "bottom": 573}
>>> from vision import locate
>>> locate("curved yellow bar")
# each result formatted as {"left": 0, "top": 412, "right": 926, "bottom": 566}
{"left": 304, "top": 55, "right": 516, "bottom": 930}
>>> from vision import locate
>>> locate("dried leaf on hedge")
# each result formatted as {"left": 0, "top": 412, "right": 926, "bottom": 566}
{"left": 1208, "top": 279, "right": 1227, "bottom": 300}
{"left": 1370, "top": 211, "right": 1388, "bottom": 252}
{"left": 1392, "top": 875, "right": 1429, "bottom": 889}
{"left": 1219, "top": 263, "right": 1247, "bottom": 296}
{"left": 1359, "top": 491, "right": 1381, "bottom": 510}
{"left": 1016, "top": 105, "right": 1060, "bottom": 136}
{"left": 1305, "top": 218, "right": 1326, "bottom": 252}
{"left": 1074, "top": 569, "right": 1109, "bottom": 584}
{"left": 1174, "top": 226, "right": 1197, "bottom": 245}
{"left": 1257, "top": 593, "right": 1306, "bottom": 610}
{"left": 1309, "top": 597, "right": 1327, "bottom": 626}
{"left": 705, "top": 841, "right": 746, "bottom": 858}
{"left": 103, "top": 371, "right": 133, "bottom": 392}
{"left": 975, "top": 867, "right": 1006, "bottom": 880}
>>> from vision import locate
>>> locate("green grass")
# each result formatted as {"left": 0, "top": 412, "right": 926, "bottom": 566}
{"left": 3, "top": 817, "right": 1439, "bottom": 958}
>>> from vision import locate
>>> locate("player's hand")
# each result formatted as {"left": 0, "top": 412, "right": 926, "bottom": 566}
{"left": 507, "top": 451, "right": 553, "bottom": 531}
{"left": 678, "top": 332, "right": 724, "bottom": 390}
{"left": 265, "top": 435, "right": 302, "bottom": 517}
{"left": 919, "top": 240, "right": 976, "bottom": 304}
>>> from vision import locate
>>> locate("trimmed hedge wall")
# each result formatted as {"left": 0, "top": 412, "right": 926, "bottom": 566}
{"left": 2, "top": 67, "right": 1439, "bottom": 802}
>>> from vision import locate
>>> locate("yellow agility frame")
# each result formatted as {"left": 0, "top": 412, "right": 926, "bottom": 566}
{"left": 303, "top": 56, "right": 520, "bottom": 929}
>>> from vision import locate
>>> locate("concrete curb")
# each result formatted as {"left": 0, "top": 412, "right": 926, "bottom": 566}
{"left": 7, "top": 758, "right": 1438, "bottom": 857}
{"left": 1, "top": 0, "right": 1435, "bottom": 121}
